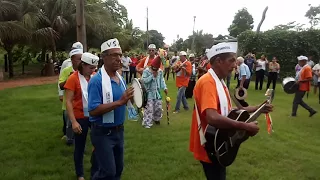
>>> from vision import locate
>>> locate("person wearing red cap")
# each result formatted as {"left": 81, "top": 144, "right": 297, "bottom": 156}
{"left": 141, "top": 56, "right": 168, "bottom": 128}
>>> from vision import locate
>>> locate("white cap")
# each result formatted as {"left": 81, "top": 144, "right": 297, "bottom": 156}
{"left": 297, "top": 55, "right": 308, "bottom": 61}
{"left": 189, "top": 53, "right": 195, "bottom": 58}
{"left": 69, "top": 49, "right": 83, "bottom": 57}
{"left": 148, "top": 44, "right": 156, "bottom": 49}
{"left": 81, "top": 52, "right": 99, "bottom": 66}
{"left": 206, "top": 42, "right": 238, "bottom": 60}
{"left": 72, "top": 42, "right": 83, "bottom": 49}
{"left": 205, "top": 49, "right": 210, "bottom": 53}
{"left": 101, "top": 38, "right": 121, "bottom": 52}
{"left": 179, "top": 51, "right": 187, "bottom": 56}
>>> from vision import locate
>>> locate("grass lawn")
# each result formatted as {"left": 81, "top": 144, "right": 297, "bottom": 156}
{"left": 0, "top": 77, "right": 320, "bottom": 180}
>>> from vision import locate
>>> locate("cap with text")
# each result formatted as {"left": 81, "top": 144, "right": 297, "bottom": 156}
{"left": 69, "top": 49, "right": 83, "bottom": 57}
{"left": 297, "top": 55, "right": 308, "bottom": 61}
{"left": 81, "top": 52, "right": 99, "bottom": 66}
{"left": 148, "top": 44, "right": 156, "bottom": 49}
{"left": 101, "top": 38, "right": 121, "bottom": 52}
{"left": 206, "top": 42, "right": 238, "bottom": 60}
{"left": 72, "top": 42, "right": 83, "bottom": 49}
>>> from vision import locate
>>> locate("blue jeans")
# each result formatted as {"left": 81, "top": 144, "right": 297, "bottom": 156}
{"left": 63, "top": 110, "right": 74, "bottom": 145}
{"left": 74, "top": 119, "right": 90, "bottom": 177}
{"left": 175, "top": 86, "right": 189, "bottom": 111}
{"left": 91, "top": 124, "right": 124, "bottom": 180}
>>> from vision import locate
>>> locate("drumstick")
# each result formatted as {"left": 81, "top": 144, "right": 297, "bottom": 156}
{"left": 166, "top": 97, "right": 170, "bottom": 125}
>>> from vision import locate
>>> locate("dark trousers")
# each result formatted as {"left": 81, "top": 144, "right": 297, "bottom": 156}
{"left": 234, "top": 73, "right": 239, "bottom": 80}
{"left": 291, "top": 90, "right": 315, "bottom": 116}
{"left": 62, "top": 110, "right": 66, "bottom": 135}
{"left": 91, "top": 124, "right": 124, "bottom": 180}
{"left": 122, "top": 71, "right": 129, "bottom": 84}
{"left": 226, "top": 73, "right": 231, "bottom": 89}
{"left": 164, "top": 67, "right": 170, "bottom": 81}
{"left": 255, "top": 69, "right": 265, "bottom": 90}
{"left": 185, "top": 80, "right": 196, "bottom": 98}
{"left": 129, "top": 66, "right": 136, "bottom": 83}
{"left": 200, "top": 158, "right": 226, "bottom": 180}
{"left": 74, "top": 119, "right": 90, "bottom": 177}
{"left": 235, "top": 79, "right": 250, "bottom": 107}
{"left": 267, "top": 72, "right": 278, "bottom": 90}
{"left": 172, "top": 71, "right": 175, "bottom": 80}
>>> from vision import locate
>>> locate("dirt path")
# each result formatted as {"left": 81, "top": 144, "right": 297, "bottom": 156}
{"left": 0, "top": 76, "right": 58, "bottom": 90}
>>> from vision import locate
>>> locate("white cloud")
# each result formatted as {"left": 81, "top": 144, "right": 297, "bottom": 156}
{"left": 119, "top": 0, "right": 319, "bottom": 45}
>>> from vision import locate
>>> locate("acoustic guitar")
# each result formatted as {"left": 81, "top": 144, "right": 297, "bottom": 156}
{"left": 204, "top": 89, "right": 274, "bottom": 167}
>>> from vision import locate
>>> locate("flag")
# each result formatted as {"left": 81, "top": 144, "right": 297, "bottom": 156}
{"left": 266, "top": 113, "right": 273, "bottom": 134}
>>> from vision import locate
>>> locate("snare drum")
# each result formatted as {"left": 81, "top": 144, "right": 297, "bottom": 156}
{"left": 282, "top": 77, "right": 299, "bottom": 94}
{"left": 131, "top": 78, "right": 148, "bottom": 108}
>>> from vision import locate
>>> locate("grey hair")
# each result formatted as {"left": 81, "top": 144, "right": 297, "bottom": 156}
{"left": 237, "top": 56, "right": 244, "bottom": 63}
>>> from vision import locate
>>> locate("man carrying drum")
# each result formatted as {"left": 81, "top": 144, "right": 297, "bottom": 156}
{"left": 141, "top": 56, "right": 168, "bottom": 128}
{"left": 88, "top": 38, "right": 135, "bottom": 180}
{"left": 291, "top": 55, "right": 317, "bottom": 117}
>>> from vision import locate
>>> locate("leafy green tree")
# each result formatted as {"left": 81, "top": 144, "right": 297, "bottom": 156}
{"left": 228, "top": 8, "right": 254, "bottom": 37}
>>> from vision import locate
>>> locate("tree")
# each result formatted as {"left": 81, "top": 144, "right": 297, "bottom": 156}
{"left": 305, "top": 4, "right": 320, "bottom": 28}
{"left": 144, "top": 30, "right": 165, "bottom": 49}
{"left": 274, "top": 21, "right": 305, "bottom": 31}
{"left": 228, "top": 8, "right": 254, "bottom": 37}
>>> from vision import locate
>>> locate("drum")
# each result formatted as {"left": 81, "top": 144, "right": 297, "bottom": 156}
{"left": 131, "top": 78, "right": 148, "bottom": 108}
{"left": 282, "top": 77, "right": 298, "bottom": 94}
{"left": 235, "top": 88, "right": 247, "bottom": 100}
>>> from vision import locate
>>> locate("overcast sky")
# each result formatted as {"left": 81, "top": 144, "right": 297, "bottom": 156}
{"left": 118, "top": 0, "right": 319, "bottom": 45}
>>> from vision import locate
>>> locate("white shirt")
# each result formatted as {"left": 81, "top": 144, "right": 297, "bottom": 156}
{"left": 58, "top": 58, "right": 72, "bottom": 96}
{"left": 256, "top": 59, "right": 267, "bottom": 71}
{"left": 121, "top": 56, "right": 132, "bottom": 71}
{"left": 312, "top": 63, "right": 320, "bottom": 82}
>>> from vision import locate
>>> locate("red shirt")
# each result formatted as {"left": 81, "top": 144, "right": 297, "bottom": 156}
{"left": 130, "top": 57, "right": 138, "bottom": 67}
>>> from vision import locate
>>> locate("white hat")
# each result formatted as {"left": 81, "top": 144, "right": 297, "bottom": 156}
{"left": 179, "top": 51, "right": 187, "bottom": 56}
{"left": 206, "top": 42, "right": 238, "bottom": 60}
{"left": 72, "top": 42, "right": 83, "bottom": 49}
{"left": 69, "top": 49, "right": 83, "bottom": 57}
{"left": 81, "top": 52, "right": 99, "bottom": 66}
{"left": 101, "top": 38, "right": 121, "bottom": 52}
{"left": 297, "top": 55, "right": 308, "bottom": 61}
{"left": 205, "top": 49, "right": 210, "bottom": 53}
{"left": 189, "top": 53, "right": 195, "bottom": 58}
{"left": 148, "top": 44, "right": 156, "bottom": 49}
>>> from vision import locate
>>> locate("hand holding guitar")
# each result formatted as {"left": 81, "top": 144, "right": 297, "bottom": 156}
{"left": 245, "top": 121, "right": 259, "bottom": 136}
{"left": 261, "top": 104, "right": 273, "bottom": 113}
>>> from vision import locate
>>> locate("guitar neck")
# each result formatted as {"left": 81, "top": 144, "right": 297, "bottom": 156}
{"left": 245, "top": 103, "right": 267, "bottom": 123}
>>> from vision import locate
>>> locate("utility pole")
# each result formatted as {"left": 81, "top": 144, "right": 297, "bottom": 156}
{"left": 146, "top": 7, "right": 149, "bottom": 50}
{"left": 191, "top": 16, "right": 196, "bottom": 53}
{"left": 76, "top": 0, "right": 87, "bottom": 51}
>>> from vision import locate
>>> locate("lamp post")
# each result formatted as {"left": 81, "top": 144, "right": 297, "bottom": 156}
{"left": 192, "top": 16, "right": 196, "bottom": 53}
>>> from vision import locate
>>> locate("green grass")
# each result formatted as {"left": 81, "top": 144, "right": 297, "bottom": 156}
{"left": 0, "top": 78, "right": 320, "bottom": 180}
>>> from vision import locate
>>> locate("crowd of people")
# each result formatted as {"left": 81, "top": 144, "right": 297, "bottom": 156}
{"left": 56, "top": 38, "right": 319, "bottom": 180}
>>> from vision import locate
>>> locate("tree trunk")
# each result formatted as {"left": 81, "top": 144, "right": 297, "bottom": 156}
{"left": 76, "top": 0, "right": 87, "bottom": 51}
{"left": 22, "top": 61, "right": 25, "bottom": 74}
{"left": 256, "top": 6, "right": 268, "bottom": 33}
{"left": 0, "top": 66, "right": 4, "bottom": 81}
{"left": 4, "top": 54, "right": 8, "bottom": 72}
{"left": 7, "top": 49, "right": 14, "bottom": 78}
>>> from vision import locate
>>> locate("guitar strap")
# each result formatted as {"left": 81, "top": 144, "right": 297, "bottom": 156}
{"left": 194, "top": 100, "right": 207, "bottom": 146}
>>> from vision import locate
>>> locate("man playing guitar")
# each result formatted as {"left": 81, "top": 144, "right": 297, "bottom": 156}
{"left": 136, "top": 44, "right": 164, "bottom": 77}
{"left": 189, "top": 42, "right": 273, "bottom": 180}
{"left": 197, "top": 49, "right": 211, "bottom": 79}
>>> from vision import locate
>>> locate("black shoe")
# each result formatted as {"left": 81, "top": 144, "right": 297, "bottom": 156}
{"left": 155, "top": 121, "right": 160, "bottom": 125}
{"left": 309, "top": 111, "right": 317, "bottom": 117}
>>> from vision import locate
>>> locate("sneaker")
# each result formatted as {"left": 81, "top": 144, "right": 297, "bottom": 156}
{"left": 144, "top": 125, "right": 151, "bottom": 129}
{"left": 173, "top": 111, "right": 179, "bottom": 114}
{"left": 309, "top": 111, "right": 317, "bottom": 117}
{"left": 154, "top": 121, "right": 160, "bottom": 125}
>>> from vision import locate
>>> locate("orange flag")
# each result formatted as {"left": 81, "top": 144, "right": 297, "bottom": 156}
{"left": 266, "top": 113, "right": 273, "bottom": 134}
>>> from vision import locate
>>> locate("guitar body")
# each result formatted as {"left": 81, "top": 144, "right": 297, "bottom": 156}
{"left": 204, "top": 109, "right": 250, "bottom": 167}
